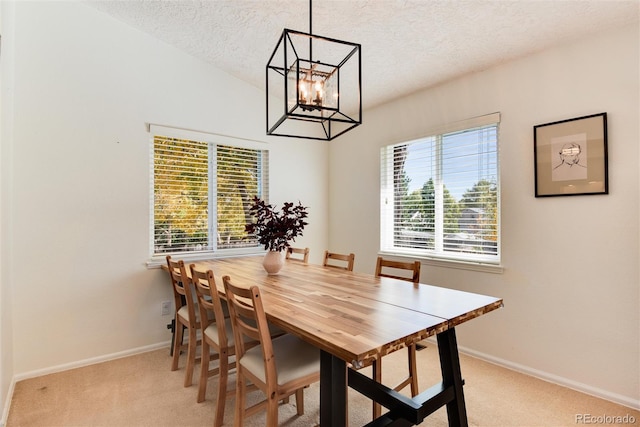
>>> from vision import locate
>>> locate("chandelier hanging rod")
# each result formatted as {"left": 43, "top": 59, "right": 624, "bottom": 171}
{"left": 309, "top": 0, "right": 313, "bottom": 63}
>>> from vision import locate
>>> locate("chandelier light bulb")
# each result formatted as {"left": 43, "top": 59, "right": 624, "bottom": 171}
{"left": 314, "top": 81, "right": 324, "bottom": 105}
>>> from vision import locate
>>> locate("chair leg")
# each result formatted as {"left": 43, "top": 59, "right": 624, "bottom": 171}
{"left": 213, "top": 350, "right": 229, "bottom": 427}
{"left": 171, "top": 318, "right": 184, "bottom": 371}
{"left": 295, "top": 388, "right": 305, "bottom": 416}
{"left": 184, "top": 326, "right": 197, "bottom": 387}
{"left": 197, "top": 340, "right": 210, "bottom": 402}
{"left": 266, "top": 391, "right": 279, "bottom": 426}
{"left": 234, "top": 376, "right": 245, "bottom": 427}
{"left": 408, "top": 344, "right": 419, "bottom": 396}
{"left": 372, "top": 359, "right": 382, "bottom": 419}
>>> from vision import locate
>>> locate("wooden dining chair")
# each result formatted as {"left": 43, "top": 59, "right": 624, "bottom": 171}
{"left": 190, "top": 266, "right": 234, "bottom": 427}
{"left": 323, "top": 250, "right": 355, "bottom": 271}
{"left": 166, "top": 256, "right": 202, "bottom": 388}
{"left": 371, "top": 256, "right": 422, "bottom": 417}
{"left": 285, "top": 246, "right": 310, "bottom": 263}
{"left": 223, "top": 275, "right": 320, "bottom": 426}
{"left": 375, "top": 256, "right": 421, "bottom": 284}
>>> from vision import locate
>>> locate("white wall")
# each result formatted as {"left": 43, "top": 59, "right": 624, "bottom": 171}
{"left": 3, "top": 0, "right": 328, "bottom": 385}
{"left": 0, "top": 0, "right": 16, "bottom": 423}
{"left": 329, "top": 24, "right": 639, "bottom": 407}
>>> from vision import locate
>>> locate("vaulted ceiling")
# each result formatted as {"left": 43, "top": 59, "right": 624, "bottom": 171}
{"left": 87, "top": 0, "right": 639, "bottom": 109}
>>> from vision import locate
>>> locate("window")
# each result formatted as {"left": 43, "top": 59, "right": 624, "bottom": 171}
{"left": 151, "top": 132, "right": 268, "bottom": 259}
{"left": 380, "top": 113, "right": 500, "bottom": 265}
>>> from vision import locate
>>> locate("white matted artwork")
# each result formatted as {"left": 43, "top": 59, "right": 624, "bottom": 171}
{"left": 534, "top": 113, "right": 608, "bottom": 197}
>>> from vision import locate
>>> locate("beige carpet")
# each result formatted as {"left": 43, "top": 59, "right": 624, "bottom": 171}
{"left": 7, "top": 344, "right": 638, "bottom": 426}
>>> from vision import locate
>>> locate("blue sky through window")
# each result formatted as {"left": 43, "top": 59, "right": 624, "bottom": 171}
{"left": 403, "top": 127, "right": 497, "bottom": 201}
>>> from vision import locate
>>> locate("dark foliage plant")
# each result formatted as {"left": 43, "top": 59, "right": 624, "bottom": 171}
{"left": 245, "top": 197, "right": 308, "bottom": 252}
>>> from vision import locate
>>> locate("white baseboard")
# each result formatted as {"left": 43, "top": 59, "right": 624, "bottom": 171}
{"left": 1, "top": 340, "right": 171, "bottom": 426}
{"left": 12, "top": 341, "right": 171, "bottom": 383}
{"left": 1, "top": 379, "right": 15, "bottom": 427}
{"left": 455, "top": 343, "right": 640, "bottom": 411}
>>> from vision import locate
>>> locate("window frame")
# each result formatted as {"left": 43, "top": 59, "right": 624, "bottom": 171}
{"left": 380, "top": 113, "right": 503, "bottom": 273}
{"left": 146, "top": 124, "right": 269, "bottom": 267}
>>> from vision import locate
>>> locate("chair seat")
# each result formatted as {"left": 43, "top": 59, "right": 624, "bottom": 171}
{"left": 203, "top": 318, "right": 243, "bottom": 348}
{"left": 178, "top": 305, "right": 215, "bottom": 323}
{"left": 204, "top": 317, "right": 283, "bottom": 349}
{"left": 177, "top": 305, "right": 188, "bottom": 320}
{"left": 240, "top": 334, "right": 320, "bottom": 386}
{"left": 177, "top": 305, "right": 197, "bottom": 322}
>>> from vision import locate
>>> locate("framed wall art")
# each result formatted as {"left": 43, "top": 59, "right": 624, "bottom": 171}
{"left": 534, "top": 112, "right": 608, "bottom": 197}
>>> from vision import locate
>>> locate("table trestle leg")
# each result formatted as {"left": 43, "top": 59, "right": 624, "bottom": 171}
{"left": 437, "top": 327, "right": 469, "bottom": 427}
{"left": 320, "top": 350, "right": 348, "bottom": 426}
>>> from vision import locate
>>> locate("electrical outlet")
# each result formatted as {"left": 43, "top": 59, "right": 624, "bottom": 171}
{"left": 161, "top": 300, "right": 171, "bottom": 316}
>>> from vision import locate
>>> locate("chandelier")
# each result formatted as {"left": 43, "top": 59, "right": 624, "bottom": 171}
{"left": 266, "top": 0, "right": 362, "bottom": 141}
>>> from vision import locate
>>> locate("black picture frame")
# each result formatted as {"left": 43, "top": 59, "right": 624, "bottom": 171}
{"left": 534, "top": 112, "right": 608, "bottom": 197}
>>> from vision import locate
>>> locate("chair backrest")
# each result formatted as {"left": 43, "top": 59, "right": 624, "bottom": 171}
{"left": 190, "top": 265, "right": 228, "bottom": 347}
{"left": 166, "top": 256, "right": 198, "bottom": 321}
{"left": 285, "top": 247, "right": 310, "bottom": 263}
{"left": 374, "top": 256, "right": 421, "bottom": 284}
{"left": 323, "top": 250, "right": 355, "bottom": 271}
{"left": 223, "top": 276, "right": 276, "bottom": 383}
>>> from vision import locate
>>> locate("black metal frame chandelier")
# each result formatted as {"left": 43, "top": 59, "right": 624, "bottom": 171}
{"left": 266, "top": 0, "right": 362, "bottom": 141}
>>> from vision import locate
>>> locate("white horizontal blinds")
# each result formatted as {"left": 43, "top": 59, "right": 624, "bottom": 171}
{"left": 390, "top": 138, "right": 437, "bottom": 251}
{"left": 153, "top": 136, "right": 209, "bottom": 254}
{"left": 441, "top": 124, "right": 498, "bottom": 257}
{"left": 216, "top": 144, "right": 268, "bottom": 249}
{"left": 380, "top": 113, "right": 500, "bottom": 263}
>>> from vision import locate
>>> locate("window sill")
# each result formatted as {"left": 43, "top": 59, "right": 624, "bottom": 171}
{"left": 146, "top": 249, "right": 265, "bottom": 269}
{"left": 378, "top": 251, "right": 503, "bottom": 274}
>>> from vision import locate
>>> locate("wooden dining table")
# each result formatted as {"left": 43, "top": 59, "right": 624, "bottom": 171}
{"left": 181, "top": 255, "right": 503, "bottom": 427}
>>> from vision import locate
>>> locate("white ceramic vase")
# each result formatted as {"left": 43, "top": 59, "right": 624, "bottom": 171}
{"left": 262, "top": 250, "right": 284, "bottom": 275}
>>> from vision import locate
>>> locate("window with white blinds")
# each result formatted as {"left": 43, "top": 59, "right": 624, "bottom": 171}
{"left": 152, "top": 135, "right": 268, "bottom": 257}
{"left": 380, "top": 113, "right": 500, "bottom": 264}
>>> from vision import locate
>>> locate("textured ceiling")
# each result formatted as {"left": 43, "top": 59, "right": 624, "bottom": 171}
{"left": 86, "top": 0, "right": 639, "bottom": 109}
